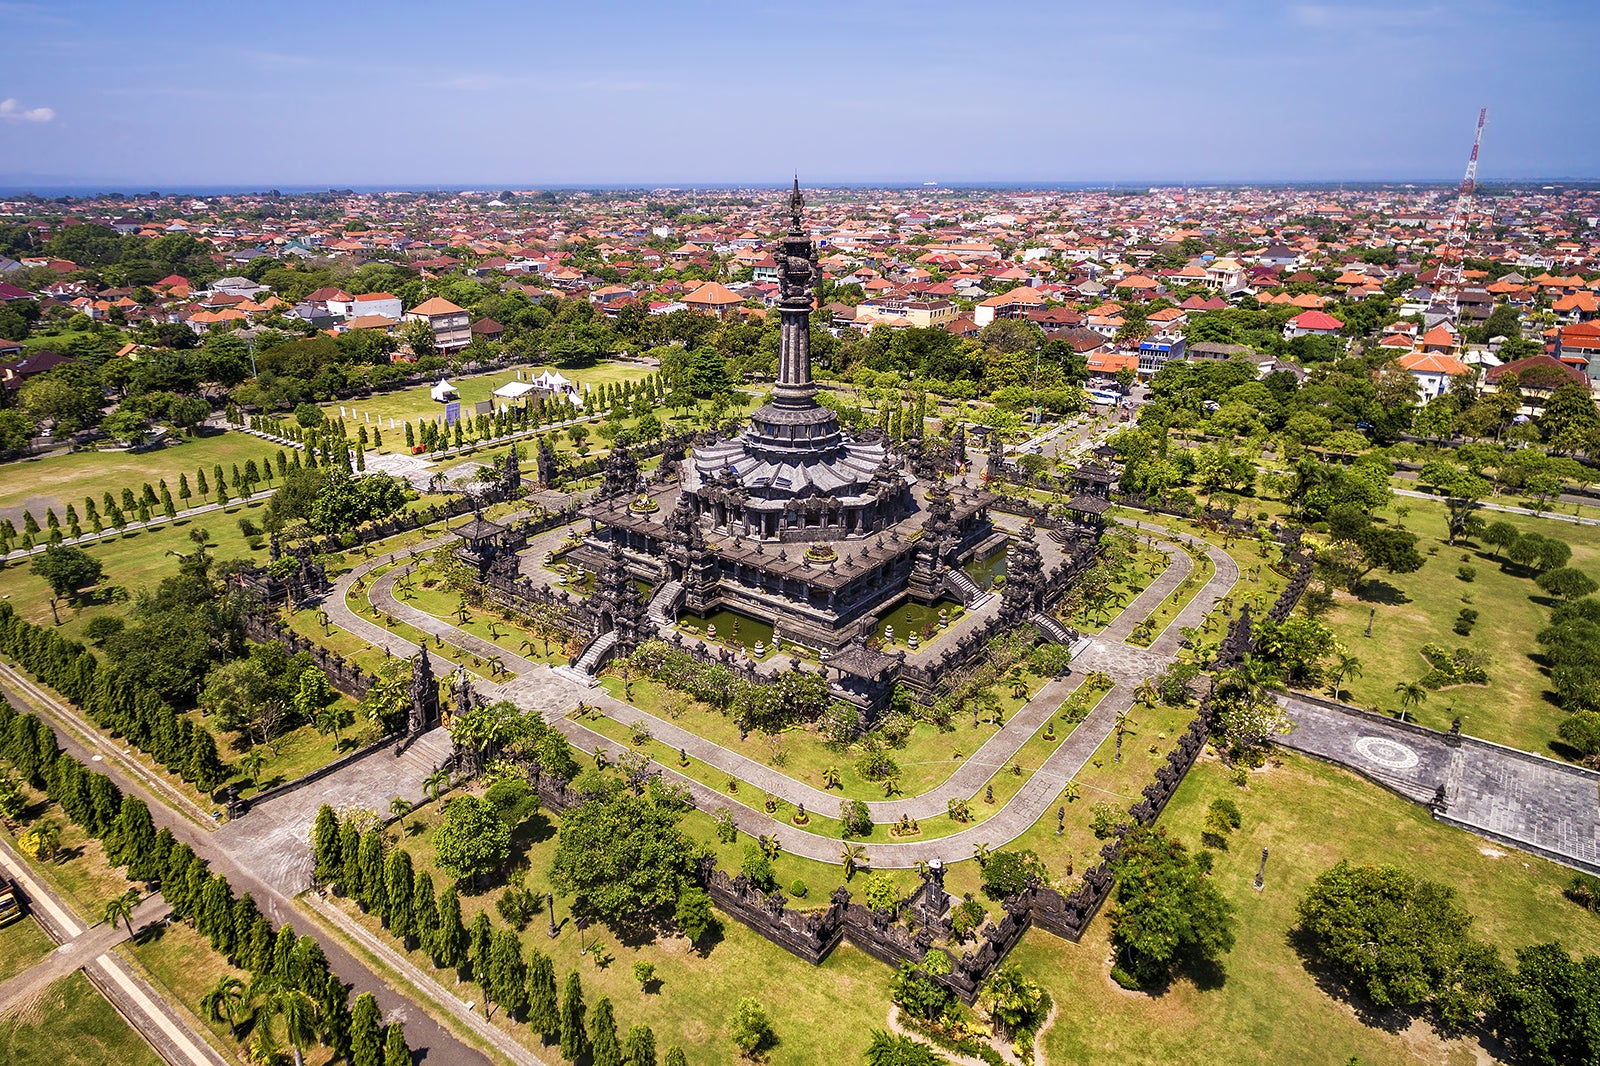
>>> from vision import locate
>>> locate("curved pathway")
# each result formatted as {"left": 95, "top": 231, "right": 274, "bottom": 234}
{"left": 317, "top": 512, "right": 1243, "bottom": 866}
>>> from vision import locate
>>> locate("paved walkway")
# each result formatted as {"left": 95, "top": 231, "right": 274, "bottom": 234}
{"left": 1393, "top": 485, "right": 1600, "bottom": 528}
{"left": 0, "top": 838, "right": 225, "bottom": 1066}
{"left": 1280, "top": 693, "right": 1600, "bottom": 874}
{"left": 329, "top": 514, "right": 1243, "bottom": 866}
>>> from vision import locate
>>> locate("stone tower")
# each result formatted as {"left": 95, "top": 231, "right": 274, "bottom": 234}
{"left": 407, "top": 646, "right": 439, "bottom": 735}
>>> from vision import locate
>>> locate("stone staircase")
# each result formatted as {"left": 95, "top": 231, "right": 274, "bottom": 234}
{"left": 647, "top": 580, "right": 684, "bottom": 628}
{"left": 944, "top": 567, "right": 994, "bottom": 609}
{"left": 1031, "top": 611, "right": 1076, "bottom": 645}
{"left": 571, "top": 630, "right": 619, "bottom": 677}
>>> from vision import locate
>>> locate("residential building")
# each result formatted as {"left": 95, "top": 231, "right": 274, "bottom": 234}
{"left": 405, "top": 296, "right": 472, "bottom": 350}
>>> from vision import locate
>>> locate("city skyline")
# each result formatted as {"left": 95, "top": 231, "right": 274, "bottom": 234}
{"left": 3, "top": 0, "right": 1599, "bottom": 189}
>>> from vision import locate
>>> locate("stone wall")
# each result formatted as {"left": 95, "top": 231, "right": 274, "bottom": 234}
{"left": 241, "top": 610, "right": 379, "bottom": 699}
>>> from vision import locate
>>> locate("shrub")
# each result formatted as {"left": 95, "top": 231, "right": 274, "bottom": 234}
{"left": 740, "top": 843, "right": 776, "bottom": 892}
{"left": 1201, "top": 798, "right": 1242, "bottom": 848}
{"left": 950, "top": 897, "right": 986, "bottom": 942}
{"left": 1457, "top": 564, "right": 1476, "bottom": 582}
{"left": 861, "top": 872, "right": 898, "bottom": 914}
{"left": 839, "top": 799, "right": 873, "bottom": 838}
{"left": 1453, "top": 608, "right": 1479, "bottom": 636}
{"left": 1089, "top": 801, "right": 1123, "bottom": 840}
{"left": 980, "top": 849, "right": 1047, "bottom": 900}
{"left": 495, "top": 883, "right": 540, "bottom": 930}
{"left": 790, "top": 880, "right": 807, "bottom": 899}
{"left": 855, "top": 747, "right": 901, "bottom": 782}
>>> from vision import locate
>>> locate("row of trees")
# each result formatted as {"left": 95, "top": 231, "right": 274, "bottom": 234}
{"left": 313, "top": 803, "right": 694, "bottom": 1065}
{"left": 625, "top": 640, "right": 831, "bottom": 733}
{"left": 0, "top": 601, "right": 229, "bottom": 790}
{"left": 0, "top": 697, "right": 409, "bottom": 1066}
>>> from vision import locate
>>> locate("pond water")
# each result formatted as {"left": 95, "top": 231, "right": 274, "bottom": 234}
{"left": 874, "top": 597, "right": 964, "bottom": 648}
{"left": 963, "top": 541, "right": 1010, "bottom": 590}
{"left": 678, "top": 606, "right": 777, "bottom": 659}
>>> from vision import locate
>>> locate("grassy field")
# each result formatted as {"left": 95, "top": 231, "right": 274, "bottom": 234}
{"left": 0, "top": 913, "right": 55, "bottom": 983}
{"left": 1321, "top": 495, "right": 1600, "bottom": 756}
{"left": 0, "top": 429, "right": 284, "bottom": 523}
{"left": 329, "top": 363, "right": 658, "bottom": 453}
{"left": 0, "top": 971, "right": 163, "bottom": 1066}
{"left": 1014, "top": 749, "right": 1599, "bottom": 1066}
{"left": 341, "top": 795, "right": 904, "bottom": 1066}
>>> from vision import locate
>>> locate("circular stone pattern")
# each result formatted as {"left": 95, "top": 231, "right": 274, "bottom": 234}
{"left": 1353, "top": 735, "right": 1420, "bottom": 771}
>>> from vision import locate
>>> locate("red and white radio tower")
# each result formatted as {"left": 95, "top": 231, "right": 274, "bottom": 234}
{"left": 1433, "top": 107, "right": 1488, "bottom": 326}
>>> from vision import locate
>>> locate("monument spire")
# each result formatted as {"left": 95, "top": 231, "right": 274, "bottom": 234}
{"left": 772, "top": 178, "right": 820, "bottom": 408}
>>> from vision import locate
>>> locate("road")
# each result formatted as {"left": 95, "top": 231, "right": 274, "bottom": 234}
{"left": 0, "top": 837, "right": 227, "bottom": 1066}
{"left": 0, "top": 675, "right": 493, "bottom": 1066}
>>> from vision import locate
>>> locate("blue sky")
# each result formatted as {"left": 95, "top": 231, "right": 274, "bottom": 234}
{"left": 1, "top": 0, "right": 1596, "bottom": 188}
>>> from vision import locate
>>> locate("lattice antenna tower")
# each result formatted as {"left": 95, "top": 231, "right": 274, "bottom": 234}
{"left": 1434, "top": 107, "right": 1488, "bottom": 326}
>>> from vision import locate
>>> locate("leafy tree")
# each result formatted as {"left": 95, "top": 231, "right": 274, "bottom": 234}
{"left": 29, "top": 545, "right": 104, "bottom": 604}
{"left": 728, "top": 996, "right": 775, "bottom": 1059}
{"left": 350, "top": 992, "right": 383, "bottom": 1066}
{"left": 674, "top": 885, "right": 716, "bottom": 945}
{"left": 469, "top": 912, "right": 493, "bottom": 984}
{"left": 1558, "top": 711, "right": 1600, "bottom": 757}
{"left": 860, "top": 871, "right": 898, "bottom": 913}
{"left": 664, "top": 1048, "right": 688, "bottom": 1066}
{"left": 291, "top": 668, "right": 336, "bottom": 725}
{"left": 1295, "top": 861, "right": 1502, "bottom": 1027}
{"left": 1109, "top": 826, "right": 1236, "bottom": 987}
{"left": 1495, "top": 941, "right": 1600, "bottom": 1066}
{"left": 433, "top": 886, "right": 469, "bottom": 970}
{"left": 1537, "top": 567, "right": 1599, "bottom": 603}
{"left": 434, "top": 795, "right": 512, "bottom": 888}
{"left": 980, "top": 849, "right": 1047, "bottom": 900}
{"left": 486, "top": 928, "right": 528, "bottom": 1019}
{"left": 383, "top": 1023, "right": 410, "bottom": 1066}
{"left": 1482, "top": 520, "right": 1520, "bottom": 558}
{"left": 549, "top": 781, "right": 699, "bottom": 930}
{"left": 889, "top": 959, "right": 955, "bottom": 1023}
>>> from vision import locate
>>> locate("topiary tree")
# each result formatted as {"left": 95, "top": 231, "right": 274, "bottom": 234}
{"left": 728, "top": 997, "right": 774, "bottom": 1059}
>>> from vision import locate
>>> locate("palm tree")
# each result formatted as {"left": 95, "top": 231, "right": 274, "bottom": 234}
{"left": 840, "top": 844, "right": 865, "bottom": 881}
{"left": 101, "top": 888, "right": 139, "bottom": 937}
{"left": 1063, "top": 780, "right": 1081, "bottom": 804}
{"left": 822, "top": 766, "right": 841, "bottom": 790}
{"left": 239, "top": 746, "right": 269, "bottom": 788}
{"left": 200, "top": 975, "right": 249, "bottom": 1036}
{"left": 422, "top": 766, "right": 451, "bottom": 806}
{"left": 249, "top": 975, "right": 321, "bottom": 1066}
{"left": 32, "top": 820, "right": 61, "bottom": 861}
{"left": 1132, "top": 680, "right": 1159, "bottom": 708}
{"left": 314, "top": 705, "right": 353, "bottom": 750}
{"left": 1394, "top": 680, "right": 1428, "bottom": 722}
{"left": 972, "top": 842, "right": 993, "bottom": 866}
{"left": 1009, "top": 670, "right": 1028, "bottom": 700}
{"left": 1330, "top": 652, "right": 1362, "bottom": 703}
{"left": 390, "top": 796, "right": 413, "bottom": 831}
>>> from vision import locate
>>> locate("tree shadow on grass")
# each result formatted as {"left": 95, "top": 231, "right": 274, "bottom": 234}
{"left": 1286, "top": 926, "right": 1412, "bottom": 1034}
{"left": 1355, "top": 580, "right": 1410, "bottom": 605}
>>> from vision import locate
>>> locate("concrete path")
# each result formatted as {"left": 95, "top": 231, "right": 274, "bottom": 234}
{"left": 1280, "top": 692, "right": 1600, "bottom": 875}
{"left": 1393, "top": 485, "right": 1600, "bottom": 528}
{"left": 327, "top": 514, "right": 1243, "bottom": 867}
{"left": 0, "top": 838, "right": 226, "bottom": 1066}
{"left": 0, "top": 890, "right": 170, "bottom": 1012}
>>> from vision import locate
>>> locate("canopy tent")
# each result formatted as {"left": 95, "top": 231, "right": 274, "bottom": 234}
{"left": 430, "top": 379, "right": 459, "bottom": 403}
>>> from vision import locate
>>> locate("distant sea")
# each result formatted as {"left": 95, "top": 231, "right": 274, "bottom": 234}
{"left": 0, "top": 178, "right": 1594, "bottom": 198}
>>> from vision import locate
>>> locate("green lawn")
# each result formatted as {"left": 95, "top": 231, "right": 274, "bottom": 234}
{"left": 327, "top": 362, "right": 658, "bottom": 454}
{"left": 1321, "top": 495, "right": 1600, "bottom": 756}
{"left": 1012, "top": 749, "right": 1600, "bottom": 1066}
{"left": 0, "top": 971, "right": 162, "bottom": 1066}
{"left": 0, "top": 429, "right": 284, "bottom": 520}
{"left": 0, "top": 913, "right": 55, "bottom": 983}
{"left": 589, "top": 670, "right": 1053, "bottom": 804}
{"left": 344, "top": 794, "right": 904, "bottom": 1066}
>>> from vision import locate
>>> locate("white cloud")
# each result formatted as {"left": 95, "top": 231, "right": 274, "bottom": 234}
{"left": 0, "top": 97, "right": 55, "bottom": 122}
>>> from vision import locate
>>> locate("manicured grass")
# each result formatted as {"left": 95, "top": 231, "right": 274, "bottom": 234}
{"left": 0, "top": 970, "right": 163, "bottom": 1066}
{"left": 327, "top": 363, "right": 659, "bottom": 453}
{"left": 2, "top": 499, "right": 272, "bottom": 642}
{"left": 0, "top": 429, "right": 285, "bottom": 520}
{"left": 589, "top": 670, "right": 1052, "bottom": 803}
{"left": 1011, "top": 749, "right": 1600, "bottom": 1066}
{"left": 345, "top": 795, "right": 903, "bottom": 1066}
{"left": 0, "top": 913, "right": 55, "bottom": 983}
{"left": 1068, "top": 539, "right": 1170, "bottom": 633}
{"left": 1321, "top": 494, "right": 1600, "bottom": 756}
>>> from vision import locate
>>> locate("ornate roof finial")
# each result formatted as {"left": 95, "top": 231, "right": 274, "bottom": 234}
{"left": 788, "top": 176, "right": 805, "bottom": 230}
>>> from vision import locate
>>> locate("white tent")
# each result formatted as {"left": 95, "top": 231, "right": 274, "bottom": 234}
{"left": 430, "top": 379, "right": 459, "bottom": 403}
{"left": 493, "top": 381, "right": 536, "bottom": 399}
